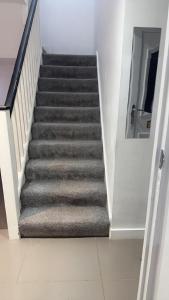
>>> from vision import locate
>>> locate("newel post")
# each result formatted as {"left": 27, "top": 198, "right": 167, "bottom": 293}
{"left": 0, "top": 110, "right": 20, "bottom": 239}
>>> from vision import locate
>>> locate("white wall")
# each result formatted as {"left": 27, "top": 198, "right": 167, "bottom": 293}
{"left": 96, "top": 0, "right": 126, "bottom": 219}
{"left": 39, "top": 0, "right": 96, "bottom": 55}
{"left": 0, "top": 59, "right": 15, "bottom": 105}
{"left": 0, "top": 3, "right": 27, "bottom": 58}
{"left": 112, "top": 0, "right": 169, "bottom": 232}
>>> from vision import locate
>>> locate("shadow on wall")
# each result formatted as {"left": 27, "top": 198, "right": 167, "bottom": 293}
{"left": 0, "top": 173, "right": 7, "bottom": 229}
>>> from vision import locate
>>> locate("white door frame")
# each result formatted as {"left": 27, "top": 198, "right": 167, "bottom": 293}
{"left": 137, "top": 5, "right": 169, "bottom": 300}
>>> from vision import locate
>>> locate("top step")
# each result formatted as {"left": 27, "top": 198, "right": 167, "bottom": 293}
{"left": 43, "top": 54, "right": 97, "bottom": 67}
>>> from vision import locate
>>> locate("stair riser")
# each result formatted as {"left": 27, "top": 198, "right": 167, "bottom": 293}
{"left": 38, "top": 79, "right": 98, "bottom": 93}
{"left": 40, "top": 66, "right": 97, "bottom": 79}
{"left": 43, "top": 54, "right": 97, "bottom": 66}
{"left": 29, "top": 144, "right": 103, "bottom": 159}
{"left": 20, "top": 226, "right": 109, "bottom": 238}
{"left": 34, "top": 108, "right": 100, "bottom": 123}
{"left": 36, "top": 92, "right": 99, "bottom": 107}
{"left": 26, "top": 167, "right": 104, "bottom": 181}
{"left": 21, "top": 193, "right": 106, "bottom": 208}
{"left": 32, "top": 125, "right": 101, "bottom": 140}
{"left": 19, "top": 205, "right": 109, "bottom": 238}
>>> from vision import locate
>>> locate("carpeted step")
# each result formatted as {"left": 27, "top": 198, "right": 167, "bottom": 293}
{"left": 19, "top": 205, "right": 109, "bottom": 237}
{"left": 34, "top": 107, "right": 100, "bottom": 123}
{"left": 29, "top": 140, "right": 103, "bottom": 159}
{"left": 40, "top": 65, "right": 97, "bottom": 79}
{"left": 19, "top": 53, "right": 109, "bottom": 238}
{"left": 21, "top": 180, "right": 106, "bottom": 207}
{"left": 26, "top": 159, "right": 104, "bottom": 181}
{"left": 38, "top": 78, "right": 98, "bottom": 93}
{"left": 43, "top": 54, "right": 97, "bottom": 67}
{"left": 36, "top": 92, "right": 99, "bottom": 107}
{"left": 32, "top": 123, "right": 101, "bottom": 140}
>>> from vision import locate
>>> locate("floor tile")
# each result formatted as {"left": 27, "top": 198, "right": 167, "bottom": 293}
{"left": 0, "top": 230, "right": 8, "bottom": 242}
{"left": 19, "top": 238, "right": 101, "bottom": 282}
{"left": 0, "top": 232, "right": 142, "bottom": 299}
{"left": 103, "top": 279, "right": 139, "bottom": 300}
{"left": 0, "top": 239, "right": 29, "bottom": 283}
{"left": 0, "top": 281, "right": 104, "bottom": 300}
{"left": 97, "top": 238, "right": 142, "bottom": 281}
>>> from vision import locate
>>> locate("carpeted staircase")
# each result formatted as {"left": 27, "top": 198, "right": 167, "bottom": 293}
{"left": 19, "top": 54, "right": 109, "bottom": 237}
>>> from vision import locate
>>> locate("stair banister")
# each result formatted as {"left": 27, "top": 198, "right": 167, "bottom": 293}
{"left": 0, "top": 0, "right": 42, "bottom": 239}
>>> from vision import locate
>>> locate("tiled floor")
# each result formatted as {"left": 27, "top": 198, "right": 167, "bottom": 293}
{"left": 0, "top": 230, "right": 142, "bottom": 300}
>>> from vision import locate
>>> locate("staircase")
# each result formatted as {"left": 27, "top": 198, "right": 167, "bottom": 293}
{"left": 19, "top": 54, "right": 109, "bottom": 238}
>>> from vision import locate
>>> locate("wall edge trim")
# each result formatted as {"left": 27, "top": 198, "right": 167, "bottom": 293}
{"left": 110, "top": 227, "right": 145, "bottom": 239}
{"left": 96, "top": 50, "right": 112, "bottom": 223}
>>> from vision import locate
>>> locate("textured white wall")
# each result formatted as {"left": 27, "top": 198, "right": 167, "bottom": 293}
{"left": 112, "top": 0, "right": 169, "bottom": 230}
{"left": 0, "top": 3, "right": 27, "bottom": 58}
{"left": 96, "top": 0, "right": 126, "bottom": 219}
{"left": 39, "top": 0, "right": 96, "bottom": 55}
{"left": 96, "top": 0, "right": 169, "bottom": 231}
{"left": 0, "top": 59, "right": 15, "bottom": 105}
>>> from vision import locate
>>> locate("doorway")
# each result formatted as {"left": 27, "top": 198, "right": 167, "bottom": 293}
{"left": 126, "top": 28, "right": 161, "bottom": 139}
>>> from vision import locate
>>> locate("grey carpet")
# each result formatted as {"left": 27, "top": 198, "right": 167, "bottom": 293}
{"left": 40, "top": 65, "right": 97, "bottom": 79}
{"left": 38, "top": 78, "right": 98, "bottom": 93}
{"left": 36, "top": 92, "right": 99, "bottom": 107}
{"left": 42, "top": 54, "right": 97, "bottom": 66}
{"left": 26, "top": 159, "right": 104, "bottom": 180}
{"left": 20, "top": 206, "right": 109, "bottom": 238}
{"left": 32, "top": 123, "right": 101, "bottom": 140}
{"left": 34, "top": 107, "right": 100, "bottom": 123}
{"left": 19, "top": 54, "right": 109, "bottom": 238}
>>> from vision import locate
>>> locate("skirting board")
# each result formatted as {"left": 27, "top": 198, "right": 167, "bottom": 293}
{"left": 110, "top": 227, "right": 145, "bottom": 239}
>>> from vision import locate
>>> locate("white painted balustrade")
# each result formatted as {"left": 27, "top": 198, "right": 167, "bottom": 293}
{"left": 0, "top": 1, "right": 42, "bottom": 239}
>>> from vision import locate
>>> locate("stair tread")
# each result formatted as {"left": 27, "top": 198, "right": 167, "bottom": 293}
{"left": 19, "top": 205, "right": 109, "bottom": 237}
{"left": 33, "top": 122, "right": 100, "bottom": 126}
{"left": 22, "top": 179, "right": 106, "bottom": 195}
{"left": 35, "top": 106, "right": 100, "bottom": 111}
{"left": 36, "top": 105, "right": 99, "bottom": 109}
{"left": 39, "top": 77, "right": 98, "bottom": 81}
{"left": 29, "top": 139, "right": 102, "bottom": 159}
{"left": 43, "top": 54, "right": 97, "bottom": 67}
{"left": 32, "top": 122, "right": 101, "bottom": 141}
{"left": 41, "top": 65, "right": 97, "bottom": 69}
{"left": 30, "top": 140, "right": 102, "bottom": 145}
{"left": 21, "top": 179, "right": 106, "bottom": 208}
{"left": 27, "top": 158, "right": 104, "bottom": 168}
{"left": 26, "top": 159, "right": 104, "bottom": 174}
{"left": 34, "top": 106, "right": 100, "bottom": 122}
{"left": 36, "top": 92, "right": 99, "bottom": 107}
{"left": 40, "top": 65, "right": 97, "bottom": 79}
{"left": 38, "top": 78, "right": 98, "bottom": 93}
{"left": 37, "top": 91, "right": 99, "bottom": 95}
{"left": 26, "top": 158, "right": 104, "bottom": 181}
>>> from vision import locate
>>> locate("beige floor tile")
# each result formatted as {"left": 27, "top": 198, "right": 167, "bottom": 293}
{"left": 19, "top": 238, "right": 101, "bottom": 282}
{"left": 103, "top": 279, "right": 139, "bottom": 300}
{"left": 97, "top": 238, "right": 142, "bottom": 281}
{"left": 0, "top": 230, "right": 8, "bottom": 242}
{"left": 0, "top": 281, "right": 104, "bottom": 300}
{"left": 0, "top": 239, "right": 30, "bottom": 283}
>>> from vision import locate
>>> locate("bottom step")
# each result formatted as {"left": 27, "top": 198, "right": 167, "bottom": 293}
{"left": 19, "top": 205, "right": 109, "bottom": 238}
